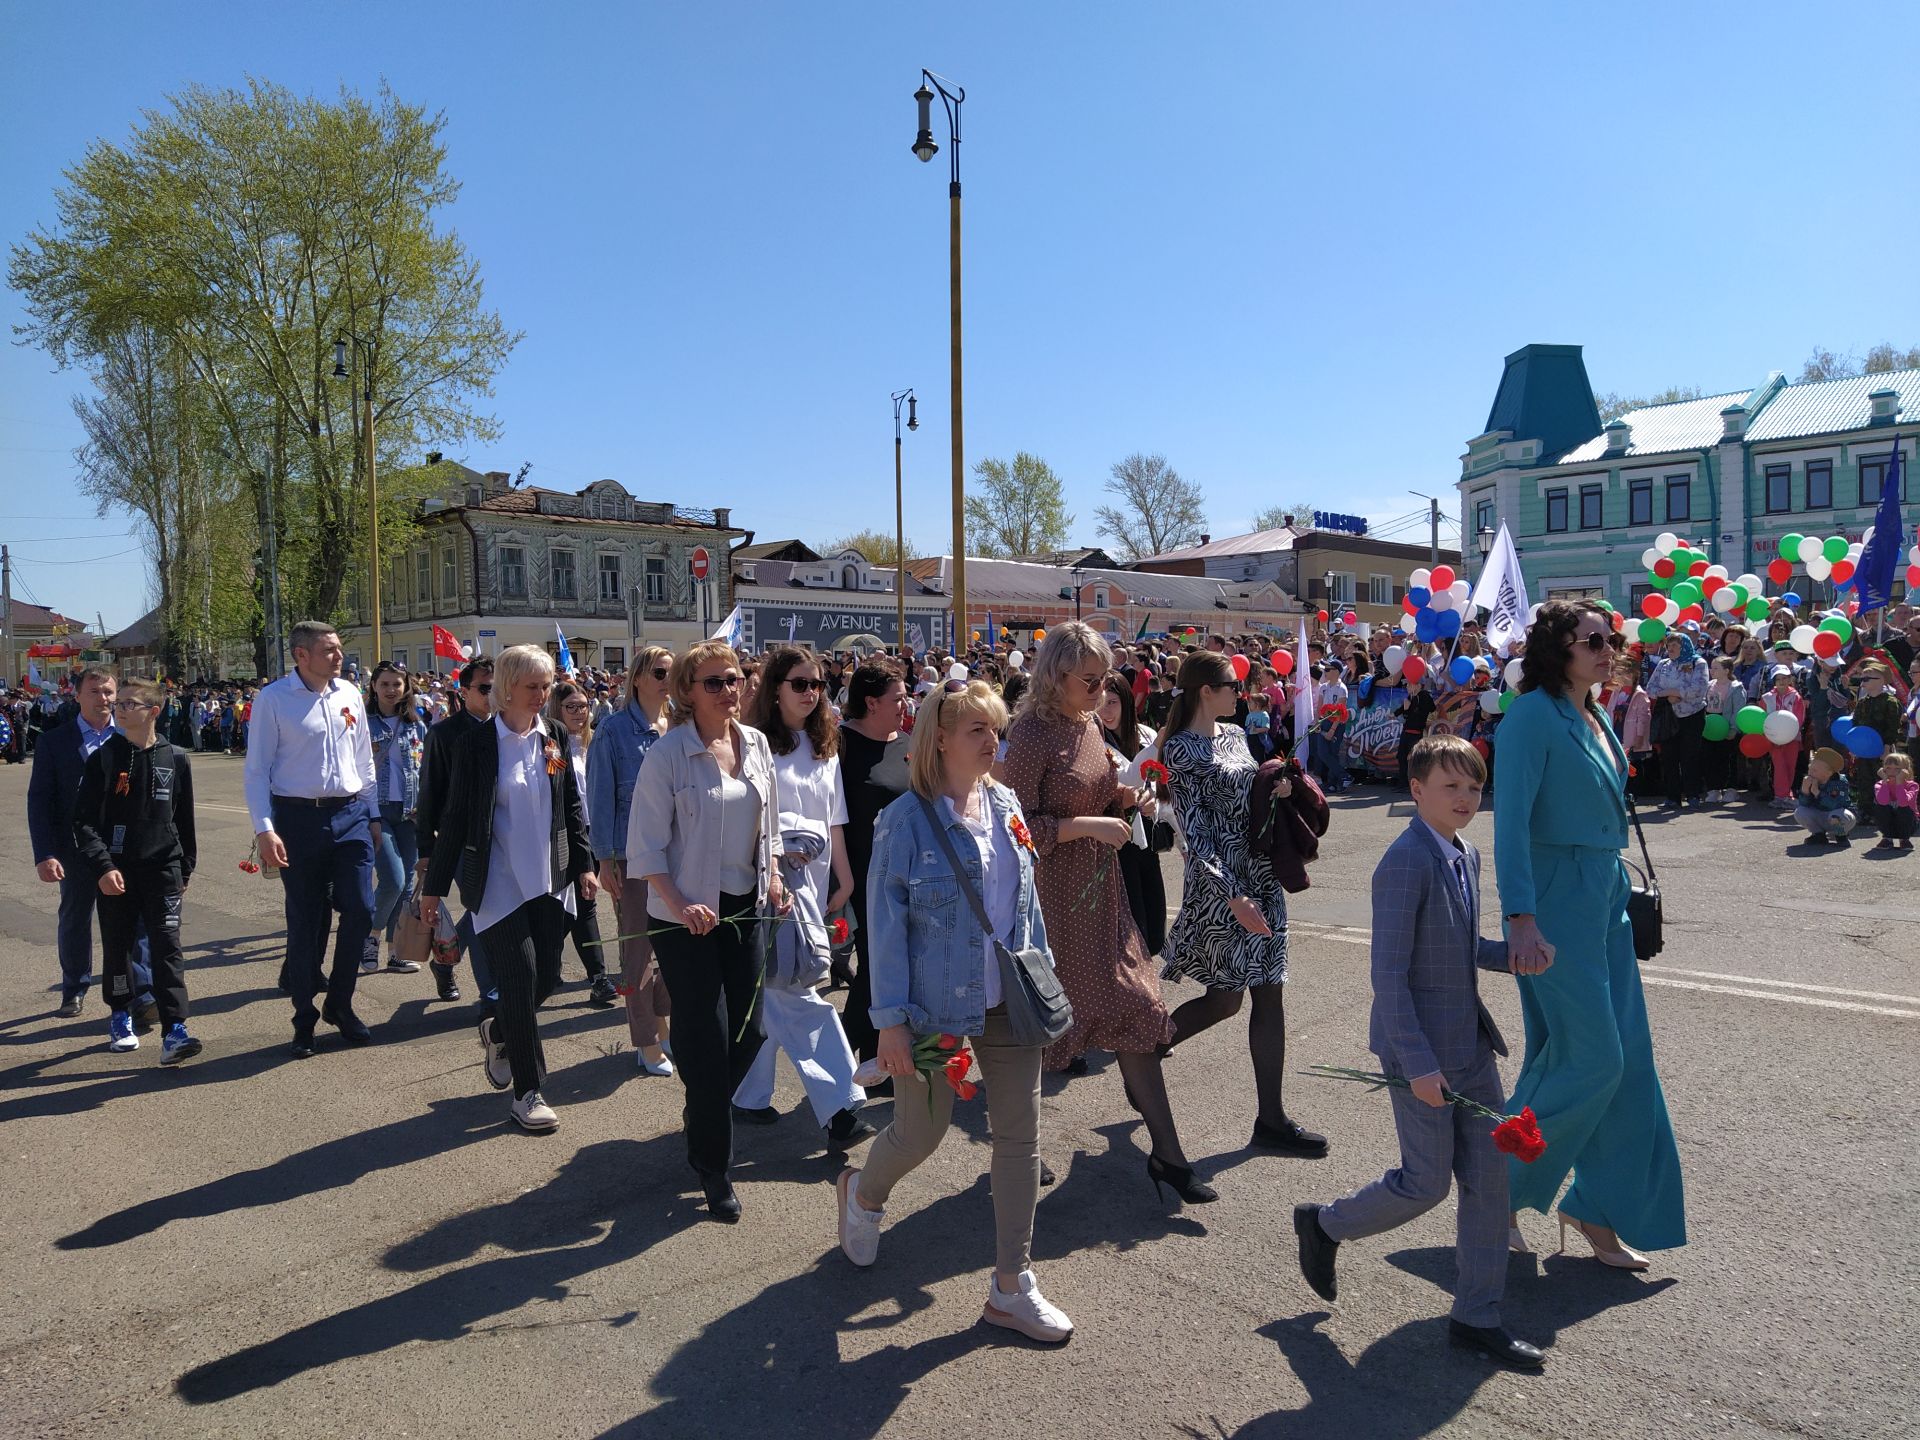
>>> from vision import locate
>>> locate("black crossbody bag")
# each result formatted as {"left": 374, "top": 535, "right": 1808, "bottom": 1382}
{"left": 916, "top": 795, "right": 1072, "bottom": 1047}
{"left": 1623, "top": 793, "right": 1663, "bottom": 961}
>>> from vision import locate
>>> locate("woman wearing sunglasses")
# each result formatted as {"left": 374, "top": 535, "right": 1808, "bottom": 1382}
{"left": 546, "top": 680, "right": 618, "bottom": 1007}
{"left": 626, "top": 641, "right": 787, "bottom": 1221}
{"left": 1494, "top": 600, "right": 1685, "bottom": 1268}
{"left": 586, "top": 646, "right": 676, "bottom": 1072}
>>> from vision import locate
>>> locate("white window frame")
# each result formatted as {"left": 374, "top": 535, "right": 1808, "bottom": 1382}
{"left": 498, "top": 545, "right": 527, "bottom": 598}
{"left": 600, "top": 552, "right": 624, "bottom": 603}
{"left": 643, "top": 555, "right": 666, "bottom": 605}
{"left": 1328, "top": 572, "right": 1355, "bottom": 605}
{"left": 414, "top": 549, "right": 431, "bottom": 604}
{"left": 1368, "top": 573, "right": 1393, "bottom": 606}
{"left": 551, "top": 547, "right": 578, "bottom": 602}
{"left": 440, "top": 546, "right": 458, "bottom": 600}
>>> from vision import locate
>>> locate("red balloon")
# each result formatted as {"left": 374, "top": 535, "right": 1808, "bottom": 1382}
{"left": 1640, "top": 594, "right": 1665, "bottom": 619}
{"left": 1653, "top": 557, "right": 1677, "bottom": 579}
{"left": 1402, "top": 595, "right": 1418, "bottom": 615}
{"left": 1678, "top": 604, "right": 1704, "bottom": 624}
{"left": 1229, "top": 653, "right": 1251, "bottom": 681}
{"left": 1738, "top": 733, "right": 1772, "bottom": 758}
{"left": 1830, "top": 560, "right": 1855, "bottom": 585}
{"left": 1317, "top": 609, "right": 1329, "bottom": 624}
{"left": 1429, "top": 564, "right": 1456, "bottom": 591}
{"left": 1767, "top": 558, "right": 1793, "bottom": 585}
{"left": 1687, "top": 559, "right": 1709, "bottom": 578}
{"left": 1613, "top": 610, "right": 1628, "bottom": 632}
{"left": 1701, "top": 575, "right": 1725, "bottom": 598}
{"left": 1811, "top": 630, "right": 1842, "bottom": 658}
{"left": 1342, "top": 610, "right": 1357, "bottom": 626}
{"left": 1400, "top": 654, "right": 1427, "bottom": 683}
{"left": 1908, "top": 563, "right": 1920, "bottom": 588}
{"left": 1272, "top": 650, "right": 1295, "bottom": 676}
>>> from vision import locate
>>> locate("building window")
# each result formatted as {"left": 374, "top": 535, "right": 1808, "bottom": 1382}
{"left": 1546, "top": 585, "right": 1605, "bottom": 602}
{"left": 1764, "top": 464, "right": 1791, "bottom": 514}
{"left": 604, "top": 646, "right": 625, "bottom": 671}
{"left": 644, "top": 556, "right": 666, "bottom": 605}
{"left": 1545, "top": 488, "right": 1568, "bottom": 532}
{"left": 414, "top": 550, "right": 431, "bottom": 603}
{"left": 1629, "top": 479, "right": 1653, "bottom": 526}
{"left": 390, "top": 554, "right": 407, "bottom": 604}
{"left": 1629, "top": 583, "right": 1655, "bottom": 614}
{"left": 1327, "top": 572, "right": 1355, "bottom": 605}
{"left": 440, "top": 546, "right": 457, "bottom": 600}
{"left": 1093, "top": 585, "right": 1109, "bottom": 611}
{"left": 1665, "top": 476, "right": 1691, "bottom": 522}
{"left": 1804, "top": 460, "right": 1832, "bottom": 510}
{"left": 1579, "top": 484, "right": 1603, "bottom": 530}
{"left": 551, "top": 549, "right": 577, "bottom": 601}
{"left": 1474, "top": 496, "right": 1494, "bottom": 535}
{"left": 1368, "top": 574, "right": 1393, "bottom": 606}
{"left": 498, "top": 546, "right": 526, "bottom": 598}
{"left": 601, "top": 554, "right": 624, "bottom": 603}
{"left": 417, "top": 646, "right": 433, "bottom": 675}
{"left": 1859, "top": 458, "right": 1899, "bottom": 507}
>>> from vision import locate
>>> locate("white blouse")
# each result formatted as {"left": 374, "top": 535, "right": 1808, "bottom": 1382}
{"left": 941, "top": 783, "right": 1009, "bottom": 1009}
{"left": 472, "top": 716, "right": 576, "bottom": 935}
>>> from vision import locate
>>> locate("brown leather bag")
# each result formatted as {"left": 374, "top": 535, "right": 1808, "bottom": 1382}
{"left": 393, "top": 894, "right": 435, "bottom": 970}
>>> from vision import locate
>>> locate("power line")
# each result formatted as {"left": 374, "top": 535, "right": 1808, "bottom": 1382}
{"left": 3, "top": 532, "right": 138, "bottom": 544}
{"left": 13, "top": 546, "right": 145, "bottom": 565}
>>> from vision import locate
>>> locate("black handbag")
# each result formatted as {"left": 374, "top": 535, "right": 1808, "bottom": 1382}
{"left": 916, "top": 795, "right": 1072, "bottom": 1047}
{"left": 1624, "top": 794, "right": 1664, "bottom": 961}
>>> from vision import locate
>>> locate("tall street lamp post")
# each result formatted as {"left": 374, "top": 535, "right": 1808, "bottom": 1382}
{"left": 891, "top": 388, "right": 918, "bottom": 659}
{"left": 332, "top": 334, "right": 382, "bottom": 663}
{"left": 912, "top": 70, "right": 966, "bottom": 651}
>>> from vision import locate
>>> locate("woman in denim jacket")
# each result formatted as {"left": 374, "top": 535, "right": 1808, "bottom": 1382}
{"left": 366, "top": 662, "right": 429, "bottom": 974}
{"left": 834, "top": 681, "right": 1074, "bottom": 1346}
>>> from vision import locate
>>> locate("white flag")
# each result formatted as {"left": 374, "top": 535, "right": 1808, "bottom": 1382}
{"left": 1292, "top": 624, "right": 1313, "bottom": 761}
{"left": 712, "top": 604, "right": 745, "bottom": 649}
{"left": 1468, "top": 522, "right": 1531, "bottom": 657}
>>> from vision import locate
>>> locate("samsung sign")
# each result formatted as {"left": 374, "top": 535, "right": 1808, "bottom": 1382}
{"left": 1314, "top": 511, "right": 1369, "bottom": 536}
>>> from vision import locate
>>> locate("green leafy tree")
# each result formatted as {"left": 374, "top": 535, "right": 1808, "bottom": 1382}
{"left": 1094, "top": 452, "right": 1206, "bottom": 561}
{"left": 1250, "top": 502, "right": 1332, "bottom": 533}
{"left": 964, "top": 452, "right": 1074, "bottom": 558}
{"left": 1593, "top": 386, "right": 1703, "bottom": 424}
{"left": 817, "top": 529, "right": 918, "bottom": 565}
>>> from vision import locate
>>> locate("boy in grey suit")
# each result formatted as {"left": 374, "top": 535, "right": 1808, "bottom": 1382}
{"left": 1293, "top": 735, "right": 1551, "bottom": 1370}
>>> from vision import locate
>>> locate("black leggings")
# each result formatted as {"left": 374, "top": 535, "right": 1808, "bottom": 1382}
{"left": 1662, "top": 711, "right": 1706, "bottom": 803}
{"left": 651, "top": 892, "right": 766, "bottom": 1179}
{"left": 1167, "top": 983, "right": 1294, "bottom": 1125}
{"left": 476, "top": 895, "right": 568, "bottom": 1099}
{"left": 564, "top": 879, "right": 605, "bottom": 979}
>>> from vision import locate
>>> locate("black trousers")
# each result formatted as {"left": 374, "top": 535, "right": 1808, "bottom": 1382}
{"left": 1661, "top": 711, "right": 1706, "bottom": 804}
{"left": 651, "top": 891, "right": 766, "bottom": 1179}
{"left": 1701, "top": 736, "right": 1737, "bottom": 794}
{"left": 273, "top": 796, "right": 374, "bottom": 1027}
{"left": 476, "top": 894, "right": 568, "bottom": 1099}
{"left": 1878, "top": 805, "right": 1918, "bottom": 841}
{"left": 564, "top": 880, "right": 606, "bottom": 979}
{"left": 98, "top": 862, "right": 189, "bottom": 1026}
{"left": 1396, "top": 726, "right": 1424, "bottom": 786}
{"left": 842, "top": 884, "right": 879, "bottom": 1061}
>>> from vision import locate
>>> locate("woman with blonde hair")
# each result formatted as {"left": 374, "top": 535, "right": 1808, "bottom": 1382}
{"left": 586, "top": 645, "right": 675, "bottom": 1072}
{"left": 836, "top": 681, "right": 1073, "bottom": 1342}
{"left": 1002, "top": 622, "right": 1211, "bottom": 1204}
{"left": 626, "top": 641, "right": 786, "bottom": 1221}
{"left": 546, "top": 679, "right": 618, "bottom": 1005}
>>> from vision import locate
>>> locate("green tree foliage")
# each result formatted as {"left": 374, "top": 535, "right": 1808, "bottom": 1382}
{"left": 1094, "top": 453, "right": 1207, "bottom": 562}
{"left": 816, "top": 529, "right": 919, "bottom": 565}
{"left": 964, "top": 452, "right": 1074, "bottom": 558}
{"left": 1593, "top": 386, "right": 1704, "bottom": 424}
{"left": 1800, "top": 344, "right": 1920, "bottom": 381}
{"left": 9, "top": 79, "right": 520, "bottom": 669}
{"left": 1250, "top": 502, "right": 1332, "bottom": 533}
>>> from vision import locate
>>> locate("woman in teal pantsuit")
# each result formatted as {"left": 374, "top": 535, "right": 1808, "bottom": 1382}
{"left": 1493, "top": 600, "right": 1686, "bottom": 1266}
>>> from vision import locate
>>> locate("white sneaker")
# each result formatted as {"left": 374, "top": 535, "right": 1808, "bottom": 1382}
{"left": 837, "top": 1167, "right": 882, "bottom": 1267}
{"left": 636, "top": 1048, "right": 674, "bottom": 1077}
{"left": 358, "top": 936, "right": 380, "bottom": 976}
{"left": 477, "top": 1017, "right": 512, "bottom": 1090}
{"left": 510, "top": 1091, "right": 558, "bottom": 1132}
{"left": 983, "top": 1269, "right": 1074, "bottom": 1344}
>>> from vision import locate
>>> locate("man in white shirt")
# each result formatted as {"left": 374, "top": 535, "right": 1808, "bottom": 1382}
{"left": 243, "top": 621, "right": 380, "bottom": 1057}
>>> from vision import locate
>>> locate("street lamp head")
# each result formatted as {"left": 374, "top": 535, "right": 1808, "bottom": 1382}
{"left": 331, "top": 338, "right": 349, "bottom": 378}
{"left": 906, "top": 394, "right": 918, "bottom": 430}
{"left": 1476, "top": 525, "right": 1495, "bottom": 558}
{"left": 912, "top": 83, "right": 938, "bottom": 162}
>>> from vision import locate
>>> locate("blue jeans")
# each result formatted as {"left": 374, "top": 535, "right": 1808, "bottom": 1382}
{"left": 272, "top": 795, "right": 375, "bottom": 1027}
{"left": 371, "top": 802, "right": 419, "bottom": 940}
{"left": 57, "top": 854, "right": 152, "bottom": 1006}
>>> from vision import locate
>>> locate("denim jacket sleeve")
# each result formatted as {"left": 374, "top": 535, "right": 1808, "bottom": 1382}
{"left": 585, "top": 720, "right": 621, "bottom": 862}
{"left": 865, "top": 806, "right": 915, "bottom": 1032}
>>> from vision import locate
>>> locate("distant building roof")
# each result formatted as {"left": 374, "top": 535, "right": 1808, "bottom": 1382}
{"left": 1555, "top": 390, "right": 1750, "bottom": 463}
{"left": 105, "top": 607, "right": 165, "bottom": 651}
{"left": 5, "top": 599, "right": 91, "bottom": 634}
{"left": 1138, "top": 527, "right": 1308, "bottom": 564}
{"left": 734, "top": 539, "right": 821, "bottom": 563}
{"left": 1483, "top": 343, "right": 1605, "bottom": 461}
{"left": 1008, "top": 547, "right": 1119, "bottom": 570}
{"left": 912, "top": 555, "right": 1253, "bottom": 611}
{"left": 1743, "top": 367, "right": 1920, "bottom": 442}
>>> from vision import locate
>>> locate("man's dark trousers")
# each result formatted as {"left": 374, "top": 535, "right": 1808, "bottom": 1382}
{"left": 273, "top": 795, "right": 374, "bottom": 1028}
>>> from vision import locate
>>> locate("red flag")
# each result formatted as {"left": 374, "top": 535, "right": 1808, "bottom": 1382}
{"left": 431, "top": 624, "right": 466, "bottom": 663}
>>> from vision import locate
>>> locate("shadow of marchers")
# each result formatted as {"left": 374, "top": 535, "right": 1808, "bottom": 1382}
{"left": 57, "top": 1052, "right": 631, "bottom": 1250}
{"left": 174, "top": 1137, "right": 682, "bottom": 1406}
{"left": 1384, "top": 1243, "right": 1678, "bottom": 1343}
{"left": 1032, "top": 1120, "right": 1209, "bottom": 1253}
{"left": 0, "top": 1037, "right": 290, "bottom": 1125}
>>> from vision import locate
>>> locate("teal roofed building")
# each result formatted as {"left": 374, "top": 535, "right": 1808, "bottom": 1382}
{"left": 1457, "top": 344, "right": 1919, "bottom": 615}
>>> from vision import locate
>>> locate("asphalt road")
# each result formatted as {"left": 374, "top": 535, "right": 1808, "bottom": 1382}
{"left": 1, "top": 755, "right": 1914, "bottom": 1440}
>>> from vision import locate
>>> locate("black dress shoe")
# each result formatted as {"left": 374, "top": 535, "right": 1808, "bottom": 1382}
{"left": 1040, "top": 1160, "right": 1057, "bottom": 1187}
{"left": 431, "top": 962, "right": 462, "bottom": 1002}
{"left": 56, "top": 995, "right": 84, "bottom": 1019}
{"left": 826, "top": 1109, "right": 877, "bottom": 1147}
{"left": 132, "top": 1000, "right": 161, "bottom": 1033}
{"left": 1253, "top": 1115, "right": 1330, "bottom": 1157}
{"left": 1293, "top": 1203, "right": 1338, "bottom": 1301}
{"left": 290, "top": 1028, "right": 317, "bottom": 1059}
{"left": 588, "top": 975, "right": 620, "bottom": 1008}
{"left": 320, "top": 1002, "right": 372, "bottom": 1044}
{"left": 1448, "top": 1321, "right": 1544, "bottom": 1370}
{"left": 731, "top": 1104, "right": 780, "bottom": 1126}
{"left": 703, "top": 1178, "right": 742, "bottom": 1223}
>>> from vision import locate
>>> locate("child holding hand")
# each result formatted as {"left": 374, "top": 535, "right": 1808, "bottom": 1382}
{"left": 1872, "top": 753, "right": 1917, "bottom": 852}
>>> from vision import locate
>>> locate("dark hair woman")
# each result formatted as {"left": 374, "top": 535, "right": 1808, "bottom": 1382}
{"left": 1497, "top": 600, "right": 1685, "bottom": 1267}
{"left": 1095, "top": 672, "right": 1168, "bottom": 957}
{"left": 545, "top": 679, "right": 616, "bottom": 1005}
{"left": 837, "top": 659, "right": 912, "bottom": 1063}
{"left": 365, "top": 661, "right": 429, "bottom": 977}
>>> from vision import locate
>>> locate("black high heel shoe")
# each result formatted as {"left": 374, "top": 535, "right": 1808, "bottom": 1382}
{"left": 1146, "top": 1154, "right": 1217, "bottom": 1205}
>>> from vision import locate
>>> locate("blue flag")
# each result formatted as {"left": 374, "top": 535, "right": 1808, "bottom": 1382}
{"left": 554, "top": 622, "right": 574, "bottom": 675}
{"left": 985, "top": 609, "right": 996, "bottom": 649}
{"left": 1855, "top": 441, "right": 1907, "bottom": 614}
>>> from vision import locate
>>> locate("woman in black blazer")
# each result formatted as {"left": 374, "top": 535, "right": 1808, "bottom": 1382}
{"left": 422, "top": 646, "right": 598, "bottom": 1132}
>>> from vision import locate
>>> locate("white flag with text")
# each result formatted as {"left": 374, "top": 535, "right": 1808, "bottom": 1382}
{"left": 1468, "top": 522, "right": 1531, "bottom": 656}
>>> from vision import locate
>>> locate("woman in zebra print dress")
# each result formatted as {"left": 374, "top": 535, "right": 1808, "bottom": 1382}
{"left": 1160, "top": 648, "right": 1328, "bottom": 1157}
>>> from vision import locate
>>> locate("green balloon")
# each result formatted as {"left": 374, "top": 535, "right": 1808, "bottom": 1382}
{"left": 1822, "top": 536, "right": 1848, "bottom": 563}
{"left": 1499, "top": 689, "right": 1514, "bottom": 713}
{"left": 1744, "top": 597, "right": 1769, "bottom": 621}
{"left": 1727, "top": 583, "right": 1749, "bottom": 609}
{"left": 1638, "top": 618, "right": 1668, "bottom": 644}
{"left": 1672, "top": 581, "right": 1703, "bottom": 608}
{"left": 1779, "top": 533, "right": 1804, "bottom": 562}
{"left": 1703, "top": 713, "right": 1732, "bottom": 742}
{"left": 1819, "top": 615, "right": 1853, "bottom": 643}
{"left": 1650, "top": 570, "right": 1675, "bottom": 591}
{"left": 1734, "top": 704, "right": 1767, "bottom": 736}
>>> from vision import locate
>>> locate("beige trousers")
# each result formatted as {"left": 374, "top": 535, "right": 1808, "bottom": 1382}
{"left": 614, "top": 872, "right": 671, "bottom": 1048}
{"left": 856, "top": 1008, "right": 1043, "bottom": 1278}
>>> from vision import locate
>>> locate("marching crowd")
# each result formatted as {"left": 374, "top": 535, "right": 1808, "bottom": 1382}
{"left": 19, "top": 596, "right": 1919, "bottom": 1363}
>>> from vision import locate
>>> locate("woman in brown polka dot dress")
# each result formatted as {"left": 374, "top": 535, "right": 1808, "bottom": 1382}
{"left": 1002, "top": 623, "right": 1215, "bottom": 1204}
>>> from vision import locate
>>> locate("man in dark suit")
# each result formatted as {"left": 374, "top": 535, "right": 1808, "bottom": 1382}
{"left": 28, "top": 668, "right": 154, "bottom": 1019}
{"left": 415, "top": 657, "right": 496, "bottom": 1008}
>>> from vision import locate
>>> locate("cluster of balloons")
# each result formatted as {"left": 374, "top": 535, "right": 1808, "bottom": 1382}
{"left": 1725, "top": 703, "right": 1800, "bottom": 755}
{"left": 1831, "top": 713, "right": 1889, "bottom": 759}
{"left": 1768, "top": 532, "right": 1860, "bottom": 591}
{"left": 1401, "top": 563, "right": 1474, "bottom": 644}
{"left": 1782, "top": 612, "right": 1856, "bottom": 661}
{"left": 1378, "top": 642, "right": 1426, "bottom": 685}
{"left": 1909, "top": 541, "right": 1920, "bottom": 591}
{"left": 1639, "top": 532, "right": 1768, "bottom": 642}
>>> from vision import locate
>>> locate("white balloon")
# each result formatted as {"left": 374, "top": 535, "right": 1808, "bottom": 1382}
{"left": 1806, "top": 556, "right": 1832, "bottom": 582}
{"left": 1710, "top": 587, "right": 1739, "bottom": 613}
{"left": 1762, "top": 709, "right": 1800, "bottom": 745}
{"left": 1705, "top": 565, "right": 1729, "bottom": 581}
{"left": 947, "top": 662, "right": 969, "bottom": 682}
{"left": 1661, "top": 598, "right": 1681, "bottom": 624}
{"left": 1796, "top": 535, "right": 1824, "bottom": 565}
{"left": 1408, "top": 568, "right": 1431, "bottom": 591}
{"left": 1479, "top": 688, "right": 1502, "bottom": 714}
{"left": 1909, "top": 544, "right": 1920, "bottom": 567}
{"left": 1527, "top": 603, "right": 1543, "bottom": 622}
{"left": 1382, "top": 645, "right": 1406, "bottom": 677}
{"left": 1655, "top": 532, "right": 1680, "bottom": 554}
{"left": 459, "top": 644, "right": 474, "bottom": 659}
{"left": 1008, "top": 649, "right": 1025, "bottom": 668}
{"left": 1503, "top": 659, "right": 1523, "bottom": 687}
{"left": 1736, "top": 573, "right": 1763, "bottom": 591}
{"left": 1640, "top": 548, "right": 1662, "bottom": 570}
{"left": 1790, "top": 624, "right": 1818, "bottom": 654}
{"left": 1450, "top": 580, "right": 1471, "bottom": 606}
{"left": 1428, "top": 588, "right": 1455, "bottom": 613}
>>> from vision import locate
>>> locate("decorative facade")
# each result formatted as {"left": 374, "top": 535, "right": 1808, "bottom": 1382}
{"left": 729, "top": 543, "right": 951, "bottom": 653}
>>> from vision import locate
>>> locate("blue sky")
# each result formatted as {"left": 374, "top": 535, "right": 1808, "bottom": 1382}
{"left": 4, "top": 1, "right": 1915, "bottom": 634}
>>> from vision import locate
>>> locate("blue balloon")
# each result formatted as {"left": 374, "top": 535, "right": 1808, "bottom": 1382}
{"left": 1829, "top": 715, "right": 1855, "bottom": 747}
{"left": 1436, "top": 608, "right": 1463, "bottom": 639}
{"left": 1839, "top": 717, "right": 1884, "bottom": 757}
{"left": 1414, "top": 609, "right": 1440, "bottom": 643}
{"left": 1407, "top": 586, "right": 1431, "bottom": 608}
{"left": 1781, "top": 591, "right": 1802, "bottom": 608}
{"left": 1448, "top": 657, "right": 1475, "bottom": 685}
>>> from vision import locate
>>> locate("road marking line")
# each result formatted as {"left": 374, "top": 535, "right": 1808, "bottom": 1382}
{"left": 1638, "top": 965, "right": 1920, "bottom": 1007}
{"left": 1638, "top": 976, "right": 1920, "bottom": 1020}
{"left": 199, "top": 803, "right": 251, "bottom": 814}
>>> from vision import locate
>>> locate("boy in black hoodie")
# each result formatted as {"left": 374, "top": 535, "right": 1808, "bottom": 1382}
{"left": 73, "top": 677, "right": 201, "bottom": 1063}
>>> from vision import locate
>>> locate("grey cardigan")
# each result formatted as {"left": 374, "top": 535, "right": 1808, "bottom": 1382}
{"left": 625, "top": 719, "right": 781, "bottom": 922}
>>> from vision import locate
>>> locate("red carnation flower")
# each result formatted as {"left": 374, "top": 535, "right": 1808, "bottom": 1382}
{"left": 1491, "top": 1106, "right": 1547, "bottom": 1163}
{"left": 830, "top": 917, "right": 850, "bottom": 945}
{"left": 935, "top": 1033, "right": 962, "bottom": 1050}
{"left": 1139, "top": 759, "right": 1171, "bottom": 787}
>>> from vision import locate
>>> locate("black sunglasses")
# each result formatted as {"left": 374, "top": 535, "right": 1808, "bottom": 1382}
{"left": 475, "top": 683, "right": 493, "bottom": 694}
{"left": 649, "top": 666, "right": 670, "bottom": 681}
{"left": 1575, "top": 633, "right": 1610, "bottom": 654}
{"left": 699, "top": 673, "right": 743, "bottom": 694}
{"left": 785, "top": 677, "right": 825, "bottom": 693}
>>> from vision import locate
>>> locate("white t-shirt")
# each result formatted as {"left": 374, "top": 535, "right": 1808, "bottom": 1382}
{"left": 717, "top": 768, "right": 762, "bottom": 897}
{"left": 772, "top": 731, "right": 847, "bottom": 904}
{"left": 942, "top": 783, "right": 1010, "bottom": 1009}
{"left": 472, "top": 717, "right": 577, "bottom": 935}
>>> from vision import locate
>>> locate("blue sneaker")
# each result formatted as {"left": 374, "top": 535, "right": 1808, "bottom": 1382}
{"left": 108, "top": 1010, "right": 138, "bottom": 1052}
{"left": 160, "top": 1023, "right": 203, "bottom": 1066}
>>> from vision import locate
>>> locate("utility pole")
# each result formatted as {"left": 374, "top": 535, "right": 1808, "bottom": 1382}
{"left": 1409, "top": 490, "right": 1441, "bottom": 565}
{"left": 1, "top": 544, "right": 12, "bottom": 686}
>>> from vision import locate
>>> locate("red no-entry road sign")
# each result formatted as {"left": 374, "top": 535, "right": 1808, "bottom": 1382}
{"left": 690, "top": 546, "right": 711, "bottom": 581}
